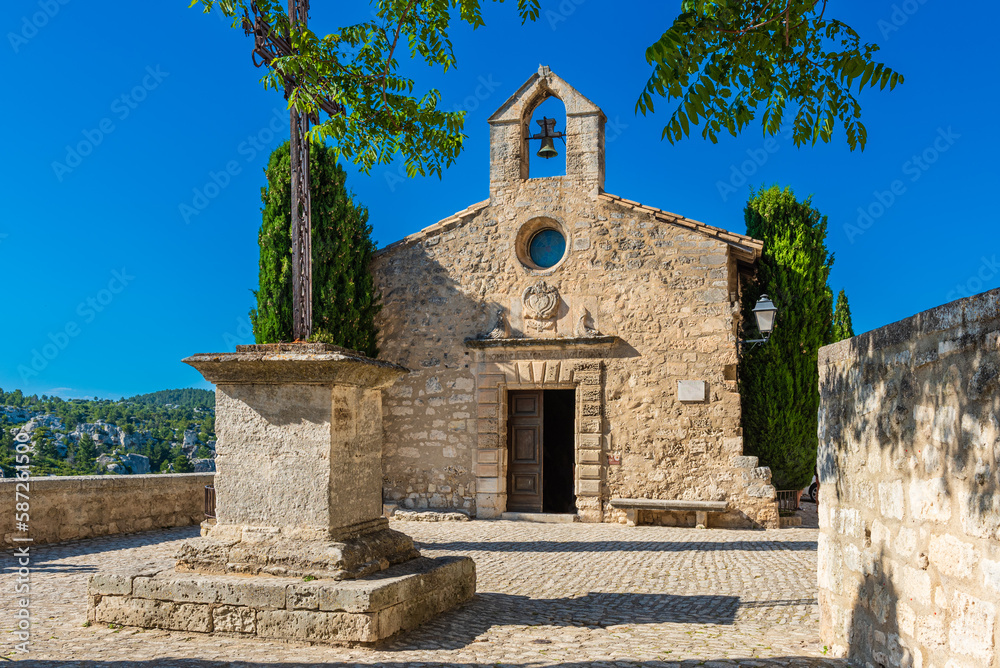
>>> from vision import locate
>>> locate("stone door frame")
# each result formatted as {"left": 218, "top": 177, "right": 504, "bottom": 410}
{"left": 473, "top": 358, "right": 605, "bottom": 522}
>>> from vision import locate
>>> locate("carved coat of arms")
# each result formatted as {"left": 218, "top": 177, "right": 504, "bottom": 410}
{"left": 523, "top": 280, "right": 560, "bottom": 330}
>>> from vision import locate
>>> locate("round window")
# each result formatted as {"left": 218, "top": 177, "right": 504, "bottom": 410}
{"left": 527, "top": 228, "right": 566, "bottom": 269}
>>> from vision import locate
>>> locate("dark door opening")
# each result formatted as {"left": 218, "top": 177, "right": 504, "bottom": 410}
{"left": 506, "top": 389, "right": 576, "bottom": 514}
{"left": 542, "top": 389, "right": 576, "bottom": 513}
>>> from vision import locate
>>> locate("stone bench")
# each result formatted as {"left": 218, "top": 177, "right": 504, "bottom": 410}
{"left": 609, "top": 498, "right": 728, "bottom": 528}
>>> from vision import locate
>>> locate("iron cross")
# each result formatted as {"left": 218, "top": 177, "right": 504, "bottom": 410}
{"left": 244, "top": 0, "right": 343, "bottom": 341}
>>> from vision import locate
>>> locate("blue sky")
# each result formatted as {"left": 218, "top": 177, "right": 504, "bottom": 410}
{"left": 2, "top": 1, "right": 997, "bottom": 399}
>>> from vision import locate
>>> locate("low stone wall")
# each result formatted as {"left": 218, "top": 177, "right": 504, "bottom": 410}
{"left": 817, "top": 287, "right": 1000, "bottom": 667}
{"left": 1, "top": 473, "right": 214, "bottom": 547}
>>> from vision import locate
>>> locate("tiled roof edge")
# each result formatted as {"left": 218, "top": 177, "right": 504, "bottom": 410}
{"left": 599, "top": 193, "right": 763, "bottom": 260}
{"left": 375, "top": 199, "right": 491, "bottom": 257}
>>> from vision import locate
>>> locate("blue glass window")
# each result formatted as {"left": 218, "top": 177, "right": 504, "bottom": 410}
{"left": 528, "top": 229, "right": 566, "bottom": 268}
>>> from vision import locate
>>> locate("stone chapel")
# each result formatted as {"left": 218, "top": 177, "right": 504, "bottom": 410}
{"left": 372, "top": 66, "right": 779, "bottom": 528}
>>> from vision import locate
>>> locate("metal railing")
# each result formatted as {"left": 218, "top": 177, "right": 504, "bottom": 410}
{"left": 204, "top": 485, "right": 216, "bottom": 520}
{"left": 776, "top": 490, "right": 800, "bottom": 513}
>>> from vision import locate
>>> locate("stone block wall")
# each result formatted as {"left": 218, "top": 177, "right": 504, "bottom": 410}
{"left": 1, "top": 473, "right": 213, "bottom": 547}
{"left": 817, "top": 287, "right": 1000, "bottom": 666}
{"left": 372, "top": 185, "right": 777, "bottom": 527}
{"left": 368, "top": 65, "right": 777, "bottom": 528}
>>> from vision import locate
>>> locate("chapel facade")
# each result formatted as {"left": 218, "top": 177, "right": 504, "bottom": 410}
{"left": 372, "top": 66, "right": 779, "bottom": 528}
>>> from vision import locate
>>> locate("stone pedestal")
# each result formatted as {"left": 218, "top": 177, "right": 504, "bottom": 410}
{"left": 88, "top": 343, "right": 475, "bottom": 644}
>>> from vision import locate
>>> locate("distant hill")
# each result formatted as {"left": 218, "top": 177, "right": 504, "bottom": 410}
{"left": 0, "top": 387, "right": 216, "bottom": 477}
{"left": 128, "top": 388, "right": 215, "bottom": 410}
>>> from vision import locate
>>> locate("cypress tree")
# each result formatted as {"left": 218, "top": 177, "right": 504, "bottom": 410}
{"left": 76, "top": 434, "right": 97, "bottom": 473}
{"left": 250, "top": 141, "right": 381, "bottom": 356}
{"left": 830, "top": 289, "right": 855, "bottom": 342}
{"left": 739, "top": 186, "right": 834, "bottom": 490}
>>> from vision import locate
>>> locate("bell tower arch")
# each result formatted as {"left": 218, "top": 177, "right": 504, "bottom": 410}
{"left": 487, "top": 65, "right": 606, "bottom": 198}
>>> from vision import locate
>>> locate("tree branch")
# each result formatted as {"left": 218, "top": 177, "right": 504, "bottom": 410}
{"left": 380, "top": 0, "right": 418, "bottom": 106}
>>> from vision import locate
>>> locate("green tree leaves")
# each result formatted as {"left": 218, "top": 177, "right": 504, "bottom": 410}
{"left": 638, "top": 1, "right": 903, "bottom": 151}
{"left": 251, "top": 141, "right": 382, "bottom": 355}
{"left": 192, "top": 0, "right": 538, "bottom": 176}
{"left": 830, "top": 288, "right": 855, "bottom": 342}
{"left": 739, "top": 185, "right": 835, "bottom": 490}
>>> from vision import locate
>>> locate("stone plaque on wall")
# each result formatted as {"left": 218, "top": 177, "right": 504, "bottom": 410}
{"left": 677, "top": 380, "right": 707, "bottom": 403}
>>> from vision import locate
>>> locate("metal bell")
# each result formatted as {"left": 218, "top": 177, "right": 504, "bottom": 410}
{"left": 536, "top": 137, "right": 558, "bottom": 159}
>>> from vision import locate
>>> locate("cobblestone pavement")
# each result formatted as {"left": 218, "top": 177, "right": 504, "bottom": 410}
{"left": 5, "top": 514, "right": 844, "bottom": 667}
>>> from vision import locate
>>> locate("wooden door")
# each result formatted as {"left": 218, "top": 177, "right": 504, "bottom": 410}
{"left": 507, "top": 390, "right": 543, "bottom": 512}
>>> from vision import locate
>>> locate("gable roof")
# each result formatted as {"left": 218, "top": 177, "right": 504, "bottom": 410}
{"left": 488, "top": 65, "right": 605, "bottom": 125}
{"left": 375, "top": 199, "right": 490, "bottom": 257}
{"left": 375, "top": 193, "right": 763, "bottom": 268}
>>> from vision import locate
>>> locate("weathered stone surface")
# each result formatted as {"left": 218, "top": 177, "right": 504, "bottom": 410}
{"left": 177, "top": 348, "right": 424, "bottom": 584}
{"left": 87, "top": 553, "right": 475, "bottom": 645}
{"left": 0, "top": 474, "right": 212, "bottom": 547}
{"left": 255, "top": 608, "right": 375, "bottom": 643}
{"left": 198, "top": 380, "right": 396, "bottom": 540}
{"left": 818, "top": 287, "right": 1000, "bottom": 668}
{"left": 929, "top": 534, "right": 979, "bottom": 580}
{"left": 183, "top": 344, "right": 407, "bottom": 388}
{"left": 371, "top": 66, "right": 776, "bottom": 528}
{"left": 92, "top": 596, "right": 212, "bottom": 633}
{"left": 89, "top": 560, "right": 172, "bottom": 596}
{"left": 176, "top": 523, "right": 419, "bottom": 580}
{"left": 212, "top": 605, "right": 255, "bottom": 634}
{"left": 948, "top": 591, "right": 996, "bottom": 662}
{"left": 730, "top": 456, "right": 758, "bottom": 469}
{"left": 393, "top": 509, "right": 471, "bottom": 522}
{"left": 877, "top": 480, "right": 904, "bottom": 520}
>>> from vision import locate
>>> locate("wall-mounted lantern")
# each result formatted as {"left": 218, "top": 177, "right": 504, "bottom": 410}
{"left": 739, "top": 294, "right": 778, "bottom": 352}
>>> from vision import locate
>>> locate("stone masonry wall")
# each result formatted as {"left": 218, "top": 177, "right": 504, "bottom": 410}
{"left": 369, "top": 66, "right": 777, "bottom": 527}
{"left": 1, "top": 473, "right": 213, "bottom": 547}
{"left": 817, "top": 287, "right": 1000, "bottom": 666}
{"left": 372, "top": 183, "right": 776, "bottom": 527}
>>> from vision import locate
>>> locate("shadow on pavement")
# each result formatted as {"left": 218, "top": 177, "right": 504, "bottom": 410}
{"left": 1, "top": 526, "right": 199, "bottom": 575}
{"left": 10, "top": 659, "right": 848, "bottom": 667}
{"left": 418, "top": 539, "right": 817, "bottom": 553}
{"left": 379, "top": 591, "right": 823, "bottom": 651}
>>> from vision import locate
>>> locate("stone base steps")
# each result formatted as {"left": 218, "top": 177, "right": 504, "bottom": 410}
{"left": 88, "top": 555, "right": 475, "bottom": 645}
{"left": 780, "top": 515, "right": 803, "bottom": 528}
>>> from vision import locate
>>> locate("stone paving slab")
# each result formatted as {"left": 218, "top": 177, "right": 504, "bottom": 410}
{"left": 3, "top": 511, "right": 845, "bottom": 666}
